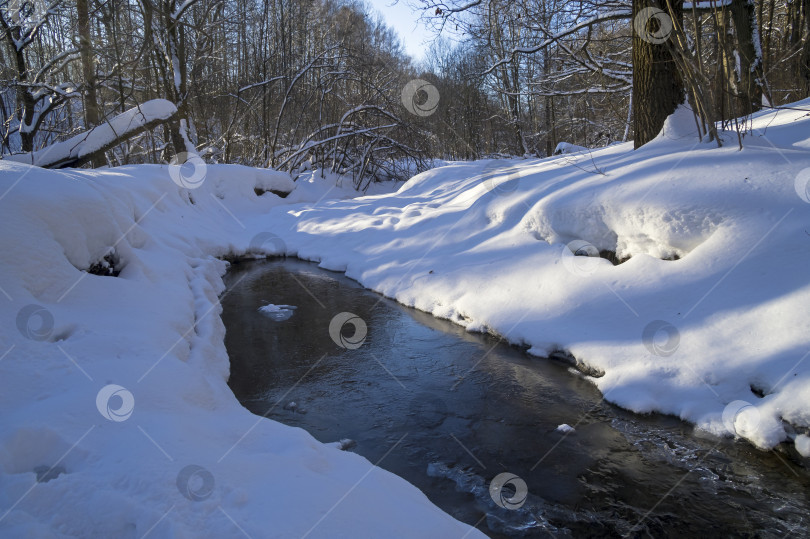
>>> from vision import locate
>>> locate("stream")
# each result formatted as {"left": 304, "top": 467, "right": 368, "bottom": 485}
{"left": 222, "top": 259, "right": 809, "bottom": 538}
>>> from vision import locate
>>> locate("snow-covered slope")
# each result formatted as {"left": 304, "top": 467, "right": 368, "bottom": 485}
{"left": 1, "top": 100, "right": 809, "bottom": 537}
{"left": 254, "top": 101, "right": 810, "bottom": 452}
{"left": 0, "top": 163, "right": 479, "bottom": 537}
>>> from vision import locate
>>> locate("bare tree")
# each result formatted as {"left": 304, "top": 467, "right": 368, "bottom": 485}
{"left": 0, "top": 0, "right": 80, "bottom": 151}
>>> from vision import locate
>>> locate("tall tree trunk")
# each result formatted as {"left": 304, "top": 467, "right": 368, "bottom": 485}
{"left": 801, "top": 0, "right": 810, "bottom": 97}
{"left": 632, "top": 0, "right": 685, "bottom": 148}
{"left": 763, "top": 0, "right": 775, "bottom": 74}
{"left": 15, "top": 48, "right": 36, "bottom": 153}
{"left": 501, "top": 65, "right": 524, "bottom": 154}
{"left": 545, "top": 96, "right": 554, "bottom": 156}
{"left": 509, "top": 56, "right": 528, "bottom": 155}
{"left": 166, "top": 3, "right": 195, "bottom": 156}
{"left": 721, "top": 11, "right": 737, "bottom": 119}
{"left": 77, "top": 0, "right": 104, "bottom": 166}
{"left": 730, "top": 0, "right": 766, "bottom": 114}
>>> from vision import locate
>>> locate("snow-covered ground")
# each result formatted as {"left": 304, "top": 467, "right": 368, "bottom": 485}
{"left": 259, "top": 101, "right": 810, "bottom": 452}
{"left": 0, "top": 164, "right": 475, "bottom": 537}
{"left": 1, "top": 100, "right": 809, "bottom": 536}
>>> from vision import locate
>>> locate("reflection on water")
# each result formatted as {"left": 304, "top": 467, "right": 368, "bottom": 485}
{"left": 222, "top": 260, "right": 809, "bottom": 538}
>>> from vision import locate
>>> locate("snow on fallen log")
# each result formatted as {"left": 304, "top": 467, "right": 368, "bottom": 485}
{"left": 5, "top": 99, "right": 178, "bottom": 169}
{"left": 553, "top": 141, "right": 589, "bottom": 155}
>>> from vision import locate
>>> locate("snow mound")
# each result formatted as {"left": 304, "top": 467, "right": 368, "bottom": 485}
{"left": 2, "top": 100, "right": 810, "bottom": 536}
{"left": 655, "top": 103, "right": 703, "bottom": 142}
{"left": 263, "top": 99, "right": 810, "bottom": 453}
{"left": 0, "top": 162, "right": 480, "bottom": 537}
{"left": 553, "top": 142, "right": 589, "bottom": 155}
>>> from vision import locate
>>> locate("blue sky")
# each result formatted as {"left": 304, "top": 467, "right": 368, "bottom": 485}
{"left": 366, "top": 0, "right": 434, "bottom": 62}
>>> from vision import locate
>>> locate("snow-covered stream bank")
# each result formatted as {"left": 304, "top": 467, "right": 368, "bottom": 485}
{"left": 0, "top": 164, "right": 477, "bottom": 537}
{"left": 258, "top": 103, "right": 810, "bottom": 454}
{"left": 222, "top": 259, "right": 809, "bottom": 537}
{"left": 1, "top": 100, "right": 809, "bottom": 536}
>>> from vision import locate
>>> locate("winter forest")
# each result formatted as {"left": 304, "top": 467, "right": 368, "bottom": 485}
{"left": 2, "top": 0, "right": 810, "bottom": 537}
{"left": 2, "top": 0, "right": 809, "bottom": 179}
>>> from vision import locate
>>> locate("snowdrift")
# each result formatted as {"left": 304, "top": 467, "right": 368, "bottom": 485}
{"left": 0, "top": 163, "right": 478, "bottom": 537}
{"left": 263, "top": 102, "right": 810, "bottom": 453}
{"left": 1, "top": 100, "right": 810, "bottom": 536}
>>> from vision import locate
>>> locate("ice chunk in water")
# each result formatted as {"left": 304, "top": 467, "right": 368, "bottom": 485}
{"left": 258, "top": 303, "right": 297, "bottom": 321}
{"left": 795, "top": 434, "right": 810, "bottom": 457}
{"left": 327, "top": 439, "right": 356, "bottom": 451}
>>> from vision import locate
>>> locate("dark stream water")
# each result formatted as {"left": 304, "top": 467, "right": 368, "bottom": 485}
{"left": 222, "top": 259, "right": 809, "bottom": 538}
